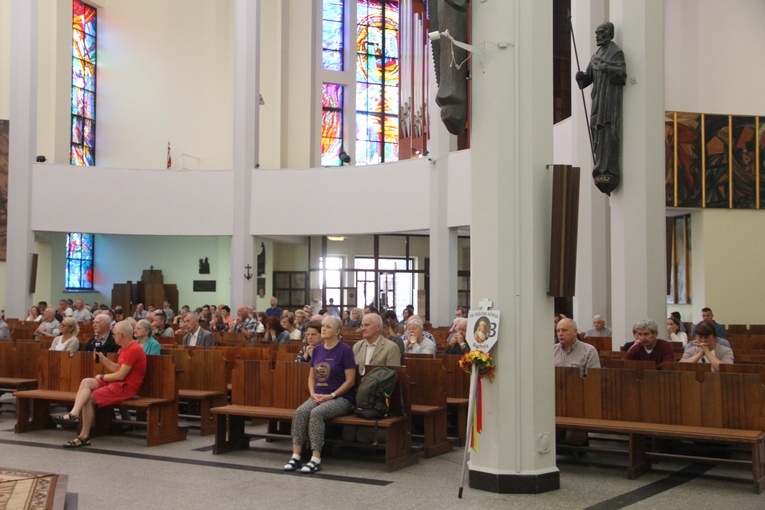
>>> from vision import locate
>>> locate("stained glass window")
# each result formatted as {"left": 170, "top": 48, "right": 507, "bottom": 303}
{"left": 71, "top": 0, "right": 96, "bottom": 166}
{"left": 320, "top": 1, "right": 399, "bottom": 167}
{"left": 356, "top": 0, "right": 399, "bottom": 165}
{"left": 323, "top": 0, "right": 344, "bottom": 71}
{"left": 65, "top": 233, "right": 94, "bottom": 290}
{"left": 322, "top": 84, "right": 345, "bottom": 166}
{"left": 68, "top": 2, "right": 96, "bottom": 291}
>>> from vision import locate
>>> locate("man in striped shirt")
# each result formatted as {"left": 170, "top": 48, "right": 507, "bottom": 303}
{"left": 554, "top": 318, "right": 601, "bottom": 369}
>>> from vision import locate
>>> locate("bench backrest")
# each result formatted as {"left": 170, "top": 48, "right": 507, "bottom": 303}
{"left": 38, "top": 350, "right": 102, "bottom": 391}
{"left": 230, "top": 359, "right": 310, "bottom": 408}
{"left": 438, "top": 353, "right": 471, "bottom": 399}
{"left": 165, "top": 348, "right": 226, "bottom": 393}
{"left": 0, "top": 341, "right": 41, "bottom": 379}
{"left": 556, "top": 366, "right": 765, "bottom": 431}
{"left": 404, "top": 357, "right": 447, "bottom": 407}
{"left": 137, "top": 354, "right": 179, "bottom": 400}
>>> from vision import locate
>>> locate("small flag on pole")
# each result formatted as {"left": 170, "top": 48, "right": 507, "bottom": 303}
{"left": 166, "top": 141, "right": 172, "bottom": 169}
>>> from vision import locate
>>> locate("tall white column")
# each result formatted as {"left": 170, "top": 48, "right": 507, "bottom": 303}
{"left": 230, "top": 0, "right": 259, "bottom": 308}
{"left": 608, "top": 0, "right": 666, "bottom": 346}
{"left": 468, "top": 0, "right": 558, "bottom": 493}
{"left": 428, "top": 53, "right": 457, "bottom": 328}
{"left": 5, "top": 0, "right": 38, "bottom": 318}
{"left": 571, "top": 0, "right": 611, "bottom": 332}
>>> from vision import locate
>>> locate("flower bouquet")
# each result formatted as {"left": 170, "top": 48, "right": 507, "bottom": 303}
{"left": 459, "top": 350, "right": 496, "bottom": 381}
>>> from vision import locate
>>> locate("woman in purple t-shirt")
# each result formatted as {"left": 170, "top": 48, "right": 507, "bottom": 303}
{"left": 283, "top": 315, "right": 356, "bottom": 474}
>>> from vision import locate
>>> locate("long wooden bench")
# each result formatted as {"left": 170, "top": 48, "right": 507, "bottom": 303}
{"left": 439, "top": 353, "right": 470, "bottom": 446}
{"left": 14, "top": 351, "right": 187, "bottom": 446}
{"left": 212, "top": 360, "right": 419, "bottom": 471}
{"left": 404, "top": 357, "right": 452, "bottom": 457}
{"left": 162, "top": 348, "right": 227, "bottom": 435}
{"left": 555, "top": 366, "right": 765, "bottom": 493}
{"left": 0, "top": 341, "right": 40, "bottom": 395}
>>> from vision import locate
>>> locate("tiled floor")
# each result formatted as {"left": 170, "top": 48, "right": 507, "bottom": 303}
{"left": 0, "top": 402, "right": 762, "bottom": 509}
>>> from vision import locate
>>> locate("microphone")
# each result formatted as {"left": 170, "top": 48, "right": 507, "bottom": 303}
{"left": 94, "top": 339, "right": 102, "bottom": 363}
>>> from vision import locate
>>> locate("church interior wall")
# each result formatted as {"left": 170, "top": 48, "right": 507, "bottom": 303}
{"left": 664, "top": 0, "right": 765, "bottom": 325}
{"left": 5, "top": 0, "right": 765, "bottom": 325}
{"left": 41, "top": 231, "right": 232, "bottom": 309}
{"left": 94, "top": 0, "right": 234, "bottom": 170}
{"left": 692, "top": 210, "right": 765, "bottom": 326}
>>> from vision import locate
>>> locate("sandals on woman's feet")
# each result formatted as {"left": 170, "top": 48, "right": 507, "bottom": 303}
{"left": 63, "top": 435, "right": 90, "bottom": 448}
{"left": 283, "top": 458, "right": 302, "bottom": 471}
{"left": 300, "top": 460, "right": 321, "bottom": 474}
{"left": 52, "top": 412, "right": 80, "bottom": 429}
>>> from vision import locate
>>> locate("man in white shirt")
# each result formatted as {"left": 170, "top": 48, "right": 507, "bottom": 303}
{"left": 352, "top": 313, "right": 401, "bottom": 375}
{"left": 181, "top": 312, "right": 214, "bottom": 348}
{"left": 35, "top": 306, "right": 61, "bottom": 341}
{"left": 71, "top": 299, "right": 94, "bottom": 324}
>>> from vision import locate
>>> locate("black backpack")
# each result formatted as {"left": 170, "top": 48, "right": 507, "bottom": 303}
{"left": 354, "top": 367, "right": 398, "bottom": 419}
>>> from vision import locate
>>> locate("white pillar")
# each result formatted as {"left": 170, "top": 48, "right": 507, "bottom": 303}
{"left": 230, "top": 0, "right": 260, "bottom": 308}
{"left": 608, "top": 0, "right": 666, "bottom": 346}
{"left": 571, "top": 0, "right": 611, "bottom": 332}
{"left": 5, "top": 0, "right": 37, "bottom": 318}
{"left": 428, "top": 53, "right": 458, "bottom": 328}
{"left": 468, "top": 0, "right": 558, "bottom": 493}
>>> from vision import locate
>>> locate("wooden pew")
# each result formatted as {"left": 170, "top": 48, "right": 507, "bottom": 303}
{"left": 725, "top": 324, "right": 749, "bottom": 336}
{"left": 14, "top": 351, "right": 187, "bottom": 446}
{"left": 555, "top": 366, "right": 765, "bottom": 493}
{"left": 212, "top": 360, "right": 418, "bottom": 471}
{"left": 582, "top": 336, "right": 612, "bottom": 352}
{"left": 163, "top": 348, "right": 227, "bottom": 435}
{"left": 0, "top": 341, "right": 41, "bottom": 395}
{"left": 117, "top": 354, "right": 188, "bottom": 446}
{"left": 439, "top": 353, "right": 470, "bottom": 446}
{"left": 404, "top": 357, "right": 452, "bottom": 457}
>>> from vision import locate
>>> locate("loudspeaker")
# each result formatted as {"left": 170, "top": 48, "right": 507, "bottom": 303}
{"left": 29, "top": 253, "right": 38, "bottom": 294}
{"left": 548, "top": 165, "right": 580, "bottom": 298}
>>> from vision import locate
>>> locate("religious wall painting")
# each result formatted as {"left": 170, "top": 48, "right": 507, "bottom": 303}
{"left": 665, "top": 112, "right": 676, "bottom": 206}
{"left": 730, "top": 116, "right": 757, "bottom": 209}
{"left": 674, "top": 113, "right": 703, "bottom": 208}
{"left": 0, "top": 120, "right": 8, "bottom": 260}
{"left": 675, "top": 216, "right": 690, "bottom": 304}
{"left": 704, "top": 114, "right": 730, "bottom": 208}
{"left": 759, "top": 118, "right": 765, "bottom": 209}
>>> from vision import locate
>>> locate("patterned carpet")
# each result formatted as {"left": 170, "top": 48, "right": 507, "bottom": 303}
{"left": 0, "top": 469, "right": 67, "bottom": 510}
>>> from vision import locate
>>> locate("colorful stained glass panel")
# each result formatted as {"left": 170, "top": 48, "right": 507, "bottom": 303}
{"left": 65, "top": 232, "right": 94, "bottom": 290}
{"left": 322, "top": 0, "right": 344, "bottom": 71}
{"left": 72, "top": 58, "right": 95, "bottom": 91}
{"left": 73, "top": 29, "right": 96, "bottom": 63}
{"left": 356, "top": 0, "right": 399, "bottom": 166}
{"left": 71, "top": 89, "right": 95, "bottom": 119}
{"left": 73, "top": 0, "right": 96, "bottom": 36}
{"left": 321, "top": 83, "right": 344, "bottom": 167}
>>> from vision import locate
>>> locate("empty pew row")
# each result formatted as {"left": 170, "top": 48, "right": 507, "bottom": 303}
{"left": 555, "top": 366, "right": 765, "bottom": 493}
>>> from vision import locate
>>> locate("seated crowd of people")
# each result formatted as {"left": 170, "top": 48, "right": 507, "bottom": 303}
{"left": 553, "top": 307, "right": 736, "bottom": 373}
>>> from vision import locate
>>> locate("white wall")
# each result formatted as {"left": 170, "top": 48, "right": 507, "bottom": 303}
{"left": 96, "top": 0, "right": 234, "bottom": 170}
{"left": 31, "top": 164, "right": 234, "bottom": 235}
{"left": 665, "top": 0, "right": 765, "bottom": 116}
{"left": 251, "top": 158, "right": 434, "bottom": 235}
